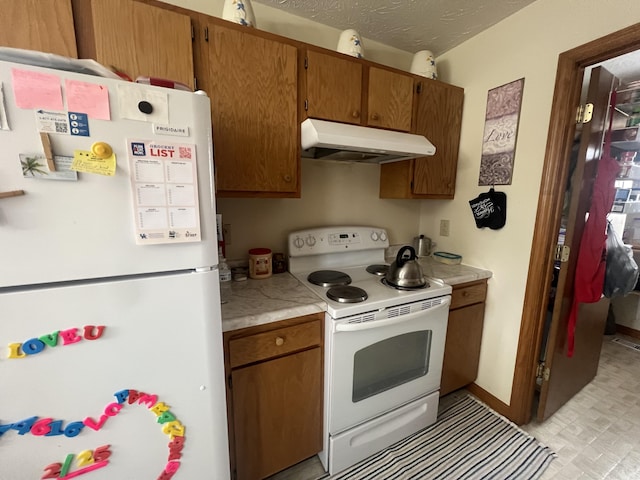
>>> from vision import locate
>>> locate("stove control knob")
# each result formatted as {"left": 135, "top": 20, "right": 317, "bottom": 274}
{"left": 371, "top": 231, "right": 379, "bottom": 241}
{"left": 380, "top": 231, "right": 387, "bottom": 242}
{"left": 306, "top": 235, "right": 317, "bottom": 247}
{"left": 293, "top": 237, "right": 304, "bottom": 249}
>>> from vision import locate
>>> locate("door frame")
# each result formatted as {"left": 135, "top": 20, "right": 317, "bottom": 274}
{"left": 510, "top": 22, "right": 640, "bottom": 425}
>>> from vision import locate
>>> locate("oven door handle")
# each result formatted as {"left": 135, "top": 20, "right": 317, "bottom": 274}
{"left": 335, "top": 296, "right": 451, "bottom": 332}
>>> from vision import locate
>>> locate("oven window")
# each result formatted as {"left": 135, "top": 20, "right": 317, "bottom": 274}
{"left": 352, "top": 331, "right": 432, "bottom": 402}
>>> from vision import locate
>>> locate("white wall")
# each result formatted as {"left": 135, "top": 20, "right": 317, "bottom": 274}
{"left": 421, "top": 0, "right": 640, "bottom": 403}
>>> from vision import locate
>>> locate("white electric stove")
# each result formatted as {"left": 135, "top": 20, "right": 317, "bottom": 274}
{"left": 288, "top": 226, "right": 451, "bottom": 317}
{"left": 288, "top": 226, "right": 452, "bottom": 475}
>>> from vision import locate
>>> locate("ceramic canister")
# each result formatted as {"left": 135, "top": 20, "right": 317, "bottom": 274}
{"left": 410, "top": 50, "right": 437, "bottom": 80}
{"left": 249, "top": 248, "right": 272, "bottom": 279}
{"left": 337, "top": 29, "right": 364, "bottom": 58}
{"left": 222, "top": 0, "right": 256, "bottom": 27}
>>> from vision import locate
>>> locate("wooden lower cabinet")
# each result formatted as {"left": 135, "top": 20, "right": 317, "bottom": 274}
{"left": 223, "top": 314, "right": 324, "bottom": 480}
{"left": 440, "top": 280, "right": 487, "bottom": 396}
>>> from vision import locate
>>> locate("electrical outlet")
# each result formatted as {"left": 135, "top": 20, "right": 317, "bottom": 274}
{"left": 223, "top": 224, "right": 232, "bottom": 245}
{"left": 440, "top": 219, "right": 450, "bottom": 237}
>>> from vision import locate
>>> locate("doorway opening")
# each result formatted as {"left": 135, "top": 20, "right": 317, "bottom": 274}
{"left": 509, "top": 23, "right": 640, "bottom": 426}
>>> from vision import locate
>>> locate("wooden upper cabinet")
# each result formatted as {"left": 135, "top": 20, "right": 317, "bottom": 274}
{"left": 380, "top": 79, "right": 464, "bottom": 199}
{"left": 198, "top": 22, "right": 299, "bottom": 197}
{"left": 305, "top": 49, "right": 363, "bottom": 125}
{"left": 304, "top": 49, "right": 414, "bottom": 132}
{"left": 0, "top": 0, "right": 77, "bottom": 57}
{"left": 72, "top": 0, "right": 194, "bottom": 88}
{"left": 367, "top": 66, "right": 414, "bottom": 132}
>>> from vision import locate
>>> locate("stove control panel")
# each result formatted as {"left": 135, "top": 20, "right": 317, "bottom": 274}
{"left": 328, "top": 232, "right": 361, "bottom": 246}
{"left": 288, "top": 226, "right": 389, "bottom": 256}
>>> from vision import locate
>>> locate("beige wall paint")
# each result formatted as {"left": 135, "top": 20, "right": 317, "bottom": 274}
{"left": 421, "top": 0, "right": 640, "bottom": 402}
{"left": 218, "top": 159, "right": 420, "bottom": 257}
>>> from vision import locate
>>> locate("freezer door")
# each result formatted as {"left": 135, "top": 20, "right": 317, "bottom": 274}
{"left": 0, "top": 60, "right": 217, "bottom": 288}
{"left": 0, "top": 269, "right": 230, "bottom": 479}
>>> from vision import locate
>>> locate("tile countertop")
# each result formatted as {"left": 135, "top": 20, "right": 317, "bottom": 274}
{"left": 417, "top": 257, "right": 493, "bottom": 285}
{"left": 221, "top": 260, "right": 492, "bottom": 333}
{"left": 221, "top": 273, "right": 326, "bottom": 332}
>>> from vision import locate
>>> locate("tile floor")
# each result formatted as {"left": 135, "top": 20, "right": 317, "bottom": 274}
{"left": 268, "top": 334, "right": 640, "bottom": 480}
{"left": 522, "top": 334, "right": 640, "bottom": 479}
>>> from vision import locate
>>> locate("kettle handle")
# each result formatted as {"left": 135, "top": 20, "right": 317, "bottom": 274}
{"left": 396, "top": 245, "right": 417, "bottom": 267}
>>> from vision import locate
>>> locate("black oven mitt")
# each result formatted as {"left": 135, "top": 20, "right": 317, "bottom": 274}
{"left": 469, "top": 188, "right": 507, "bottom": 230}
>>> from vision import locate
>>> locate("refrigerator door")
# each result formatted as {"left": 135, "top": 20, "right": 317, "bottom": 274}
{"left": 0, "top": 60, "right": 217, "bottom": 288}
{"left": 0, "top": 269, "right": 229, "bottom": 479}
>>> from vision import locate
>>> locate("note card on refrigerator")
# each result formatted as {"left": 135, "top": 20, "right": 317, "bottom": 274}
{"left": 127, "top": 139, "right": 201, "bottom": 245}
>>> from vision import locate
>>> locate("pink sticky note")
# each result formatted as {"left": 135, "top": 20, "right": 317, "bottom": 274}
{"left": 11, "top": 69, "right": 63, "bottom": 110}
{"left": 65, "top": 79, "right": 111, "bottom": 120}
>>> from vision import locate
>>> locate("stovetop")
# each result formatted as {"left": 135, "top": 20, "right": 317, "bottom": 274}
{"left": 288, "top": 226, "right": 451, "bottom": 319}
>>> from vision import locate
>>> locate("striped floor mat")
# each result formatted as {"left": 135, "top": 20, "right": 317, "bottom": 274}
{"left": 329, "top": 395, "right": 556, "bottom": 480}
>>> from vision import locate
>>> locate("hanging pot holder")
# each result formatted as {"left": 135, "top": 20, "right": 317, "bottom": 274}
{"left": 469, "top": 188, "right": 507, "bottom": 230}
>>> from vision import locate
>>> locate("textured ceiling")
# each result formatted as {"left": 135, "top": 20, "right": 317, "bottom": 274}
{"left": 252, "top": 0, "right": 539, "bottom": 56}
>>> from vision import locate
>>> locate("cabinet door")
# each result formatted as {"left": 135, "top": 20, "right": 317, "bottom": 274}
{"left": 440, "top": 302, "right": 485, "bottom": 396}
{"left": 0, "top": 0, "right": 77, "bottom": 57}
{"left": 412, "top": 79, "right": 464, "bottom": 197}
{"left": 367, "top": 67, "right": 414, "bottom": 132}
{"left": 232, "top": 347, "right": 322, "bottom": 480}
{"left": 73, "top": 0, "right": 194, "bottom": 88}
{"left": 201, "top": 23, "right": 299, "bottom": 196}
{"left": 380, "top": 79, "right": 463, "bottom": 199}
{"left": 305, "top": 49, "right": 362, "bottom": 125}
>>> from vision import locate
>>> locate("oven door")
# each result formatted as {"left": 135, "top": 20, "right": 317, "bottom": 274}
{"left": 328, "top": 295, "right": 450, "bottom": 434}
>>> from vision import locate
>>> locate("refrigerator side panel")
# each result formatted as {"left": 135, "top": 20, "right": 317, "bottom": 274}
{"left": 0, "top": 270, "right": 229, "bottom": 479}
{"left": 0, "top": 61, "right": 218, "bottom": 288}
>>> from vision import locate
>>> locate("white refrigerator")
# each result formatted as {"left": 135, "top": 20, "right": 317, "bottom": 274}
{"left": 0, "top": 59, "right": 230, "bottom": 479}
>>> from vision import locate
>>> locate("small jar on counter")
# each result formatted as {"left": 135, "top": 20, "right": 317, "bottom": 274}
{"left": 249, "top": 248, "right": 272, "bottom": 279}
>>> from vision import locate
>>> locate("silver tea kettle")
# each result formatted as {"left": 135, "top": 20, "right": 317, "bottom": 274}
{"left": 385, "top": 245, "right": 427, "bottom": 289}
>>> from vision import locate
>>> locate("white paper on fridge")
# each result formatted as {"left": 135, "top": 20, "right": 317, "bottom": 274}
{"left": 118, "top": 83, "right": 168, "bottom": 124}
{"left": 127, "top": 139, "right": 201, "bottom": 245}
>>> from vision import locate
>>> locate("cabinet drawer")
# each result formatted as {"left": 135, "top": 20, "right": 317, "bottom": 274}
{"left": 229, "top": 320, "right": 322, "bottom": 368}
{"left": 450, "top": 281, "right": 487, "bottom": 310}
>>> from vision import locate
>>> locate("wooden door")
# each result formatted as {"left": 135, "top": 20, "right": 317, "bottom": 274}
{"left": 0, "top": 0, "right": 77, "bottom": 57}
{"left": 232, "top": 348, "right": 322, "bottom": 480}
{"left": 537, "top": 66, "right": 619, "bottom": 421}
{"left": 305, "top": 49, "right": 362, "bottom": 125}
{"left": 367, "top": 67, "right": 413, "bottom": 132}
{"left": 72, "top": 0, "right": 194, "bottom": 87}
{"left": 200, "top": 22, "right": 299, "bottom": 196}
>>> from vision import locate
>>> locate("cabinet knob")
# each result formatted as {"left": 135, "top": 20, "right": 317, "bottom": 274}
{"left": 283, "top": 174, "right": 292, "bottom": 183}
{"left": 351, "top": 110, "right": 360, "bottom": 119}
{"left": 370, "top": 113, "right": 380, "bottom": 121}
{"left": 275, "top": 336, "right": 285, "bottom": 346}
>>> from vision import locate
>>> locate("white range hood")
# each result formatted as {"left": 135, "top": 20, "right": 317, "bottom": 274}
{"left": 300, "top": 118, "right": 435, "bottom": 164}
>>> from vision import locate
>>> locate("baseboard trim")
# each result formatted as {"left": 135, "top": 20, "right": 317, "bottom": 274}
{"left": 466, "top": 383, "right": 518, "bottom": 424}
{"left": 616, "top": 324, "right": 640, "bottom": 340}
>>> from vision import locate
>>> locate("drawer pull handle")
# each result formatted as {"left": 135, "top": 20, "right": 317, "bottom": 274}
{"left": 275, "top": 336, "right": 285, "bottom": 346}
{"left": 352, "top": 110, "right": 360, "bottom": 119}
